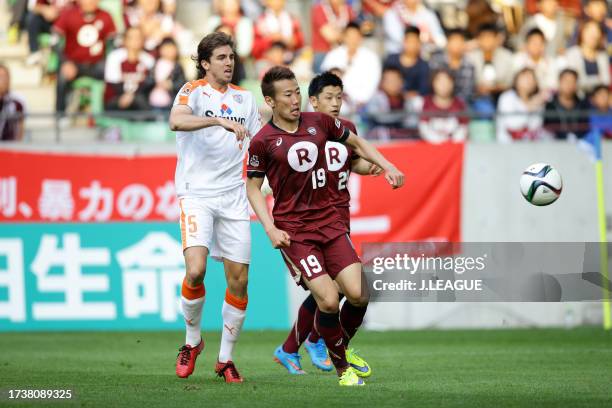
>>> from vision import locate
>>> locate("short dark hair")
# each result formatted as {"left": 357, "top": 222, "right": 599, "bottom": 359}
{"left": 269, "top": 41, "right": 288, "bottom": 51}
{"left": 344, "top": 21, "right": 361, "bottom": 33}
{"left": 446, "top": 28, "right": 467, "bottom": 39}
{"left": 525, "top": 27, "right": 545, "bottom": 41}
{"left": 404, "top": 25, "right": 420, "bottom": 38}
{"left": 192, "top": 32, "right": 235, "bottom": 79}
{"left": 477, "top": 23, "right": 499, "bottom": 36}
{"left": 559, "top": 68, "right": 578, "bottom": 81}
{"left": 590, "top": 84, "right": 609, "bottom": 98}
{"left": 308, "top": 71, "right": 343, "bottom": 98}
{"left": 261, "top": 66, "right": 297, "bottom": 98}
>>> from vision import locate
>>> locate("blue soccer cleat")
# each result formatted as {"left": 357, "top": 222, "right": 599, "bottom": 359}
{"left": 304, "top": 338, "right": 333, "bottom": 372}
{"left": 273, "top": 345, "right": 306, "bottom": 375}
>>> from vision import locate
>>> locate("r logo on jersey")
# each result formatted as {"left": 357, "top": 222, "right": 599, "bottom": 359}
{"left": 325, "top": 141, "right": 348, "bottom": 171}
{"left": 287, "top": 141, "right": 318, "bottom": 172}
{"left": 249, "top": 154, "right": 259, "bottom": 167}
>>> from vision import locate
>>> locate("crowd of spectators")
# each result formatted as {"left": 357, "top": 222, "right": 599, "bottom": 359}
{"left": 1, "top": 0, "right": 611, "bottom": 142}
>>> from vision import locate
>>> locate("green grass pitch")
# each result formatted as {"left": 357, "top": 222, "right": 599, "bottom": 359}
{"left": 0, "top": 328, "right": 611, "bottom": 407}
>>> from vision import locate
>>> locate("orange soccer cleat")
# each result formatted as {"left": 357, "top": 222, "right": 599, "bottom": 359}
{"left": 175, "top": 339, "right": 204, "bottom": 378}
{"left": 214, "top": 360, "right": 244, "bottom": 383}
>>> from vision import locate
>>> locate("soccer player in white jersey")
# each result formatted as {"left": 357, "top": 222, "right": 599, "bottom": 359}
{"left": 169, "top": 32, "right": 262, "bottom": 383}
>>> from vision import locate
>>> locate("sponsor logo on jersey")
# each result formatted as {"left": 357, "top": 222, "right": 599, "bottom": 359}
{"left": 307, "top": 127, "right": 317, "bottom": 135}
{"left": 249, "top": 154, "right": 260, "bottom": 167}
{"left": 325, "top": 141, "right": 349, "bottom": 171}
{"left": 276, "top": 137, "right": 283, "bottom": 146}
{"left": 334, "top": 118, "right": 341, "bottom": 129}
{"left": 220, "top": 103, "right": 233, "bottom": 116}
{"left": 181, "top": 85, "right": 191, "bottom": 95}
{"left": 287, "top": 141, "right": 318, "bottom": 172}
{"left": 233, "top": 94, "right": 243, "bottom": 104}
{"left": 204, "top": 110, "right": 246, "bottom": 125}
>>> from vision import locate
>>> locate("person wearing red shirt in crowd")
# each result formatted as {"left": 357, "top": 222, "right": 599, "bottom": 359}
{"left": 53, "top": 0, "right": 116, "bottom": 112}
{"left": 419, "top": 69, "right": 469, "bottom": 143}
{"left": 252, "top": 0, "right": 304, "bottom": 62}
{"left": 0, "top": 65, "right": 26, "bottom": 142}
{"left": 26, "top": 0, "right": 72, "bottom": 65}
{"left": 104, "top": 26, "right": 155, "bottom": 112}
{"left": 311, "top": 0, "right": 355, "bottom": 73}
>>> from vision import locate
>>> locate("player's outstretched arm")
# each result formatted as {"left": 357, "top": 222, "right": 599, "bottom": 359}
{"left": 246, "top": 177, "right": 290, "bottom": 248}
{"left": 344, "top": 132, "right": 404, "bottom": 189}
{"left": 169, "top": 105, "right": 248, "bottom": 141}
{"left": 169, "top": 105, "right": 221, "bottom": 131}
{"left": 351, "top": 157, "right": 383, "bottom": 176}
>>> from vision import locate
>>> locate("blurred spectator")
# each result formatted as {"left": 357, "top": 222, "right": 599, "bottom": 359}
{"left": 125, "top": 0, "right": 174, "bottom": 52}
{"left": 543, "top": 68, "right": 590, "bottom": 140}
{"left": 364, "top": 66, "right": 411, "bottom": 140}
{"left": 588, "top": 84, "right": 612, "bottom": 139}
{"left": 384, "top": 26, "right": 430, "bottom": 98}
{"left": 256, "top": 41, "right": 288, "bottom": 79}
{"left": 512, "top": 28, "right": 558, "bottom": 94}
{"left": 519, "top": 0, "right": 575, "bottom": 57}
{"left": 311, "top": 0, "right": 355, "bottom": 73}
{"left": 214, "top": 24, "right": 247, "bottom": 84}
{"left": 429, "top": 29, "right": 476, "bottom": 104}
{"left": 252, "top": 0, "right": 304, "bottom": 61}
{"left": 104, "top": 27, "right": 154, "bottom": 112}
{"left": 8, "top": 0, "right": 28, "bottom": 43}
{"left": 0, "top": 65, "right": 25, "bottom": 142}
{"left": 53, "top": 0, "right": 117, "bottom": 112}
{"left": 361, "top": 0, "right": 393, "bottom": 18}
{"left": 562, "top": 20, "right": 610, "bottom": 94}
{"left": 26, "top": 0, "right": 72, "bottom": 65}
{"left": 569, "top": 0, "right": 611, "bottom": 49}
{"left": 321, "top": 22, "right": 381, "bottom": 105}
{"left": 466, "top": 0, "right": 500, "bottom": 40}
{"left": 496, "top": 68, "right": 545, "bottom": 142}
{"left": 468, "top": 23, "right": 513, "bottom": 108}
{"left": 419, "top": 69, "right": 468, "bottom": 143}
{"left": 383, "top": 0, "right": 446, "bottom": 55}
{"left": 146, "top": 38, "right": 185, "bottom": 110}
{"left": 206, "top": 0, "right": 253, "bottom": 60}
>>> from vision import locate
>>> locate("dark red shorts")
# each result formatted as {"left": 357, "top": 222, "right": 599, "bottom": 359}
{"left": 280, "top": 230, "right": 361, "bottom": 287}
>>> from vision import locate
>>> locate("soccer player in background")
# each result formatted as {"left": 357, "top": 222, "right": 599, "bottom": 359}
{"left": 273, "top": 71, "right": 381, "bottom": 376}
{"left": 169, "top": 32, "right": 262, "bottom": 383}
{"left": 246, "top": 66, "right": 404, "bottom": 386}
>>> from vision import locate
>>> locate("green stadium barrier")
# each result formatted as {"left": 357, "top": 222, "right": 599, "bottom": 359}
{"left": 72, "top": 77, "right": 105, "bottom": 115}
{"left": 97, "top": 117, "right": 175, "bottom": 142}
{"left": 469, "top": 119, "right": 496, "bottom": 143}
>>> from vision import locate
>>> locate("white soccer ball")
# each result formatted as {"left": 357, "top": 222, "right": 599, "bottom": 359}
{"left": 520, "top": 163, "right": 563, "bottom": 206}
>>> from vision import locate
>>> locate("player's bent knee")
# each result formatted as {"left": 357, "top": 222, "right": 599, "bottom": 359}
{"left": 316, "top": 293, "right": 340, "bottom": 313}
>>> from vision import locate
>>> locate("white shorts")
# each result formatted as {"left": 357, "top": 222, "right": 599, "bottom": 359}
{"left": 179, "top": 186, "right": 251, "bottom": 264}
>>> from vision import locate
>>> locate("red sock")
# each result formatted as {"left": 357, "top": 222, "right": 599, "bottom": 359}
{"left": 315, "top": 309, "right": 348, "bottom": 371}
{"left": 282, "top": 294, "right": 317, "bottom": 353}
{"left": 340, "top": 301, "right": 367, "bottom": 345}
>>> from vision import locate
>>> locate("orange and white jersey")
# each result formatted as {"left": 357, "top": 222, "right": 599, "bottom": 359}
{"left": 173, "top": 79, "right": 262, "bottom": 198}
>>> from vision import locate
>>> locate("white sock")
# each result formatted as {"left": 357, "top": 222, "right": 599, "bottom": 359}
{"left": 218, "top": 301, "right": 246, "bottom": 363}
{"left": 181, "top": 295, "right": 205, "bottom": 347}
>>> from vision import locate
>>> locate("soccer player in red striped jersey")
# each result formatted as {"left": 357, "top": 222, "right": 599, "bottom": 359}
{"left": 273, "top": 72, "right": 382, "bottom": 376}
{"left": 246, "top": 66, "right": 404, "bottom": 386}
